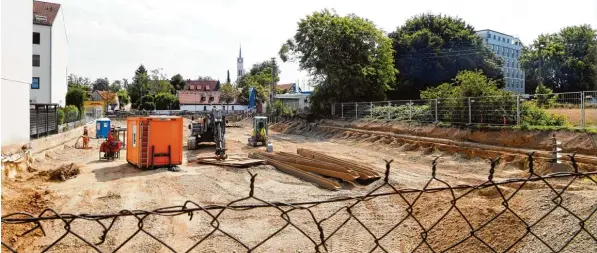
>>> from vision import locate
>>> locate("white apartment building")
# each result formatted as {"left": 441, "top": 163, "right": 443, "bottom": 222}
{"left": 31, "top": 1, "right": 68, "bottom": 106}
{"left": 476, "top": 29, "right": 525, "bottom": 93}
{"left": 1, "top": 0, "right": 34, "bottom": 146}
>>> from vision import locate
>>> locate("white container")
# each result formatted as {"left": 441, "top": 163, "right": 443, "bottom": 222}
{"left": 266, "top": 142, "right": 273, "bottom": 153}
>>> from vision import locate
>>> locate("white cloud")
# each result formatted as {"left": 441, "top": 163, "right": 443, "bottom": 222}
{"left": 58, "top": 0, "right": 597, "bottom": 85}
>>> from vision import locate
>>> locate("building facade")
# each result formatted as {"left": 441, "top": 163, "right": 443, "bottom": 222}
{"left": 177, "top": 80, "right": 248, "bottom": 112}
{"left": 1, "top": 0, "right": 33, "bottom": 146}
{"left": 476, "top": 29, "right": 525, "bottom": 93}
{"left": 31, "top": 1, "right": 68, "bottom": 106}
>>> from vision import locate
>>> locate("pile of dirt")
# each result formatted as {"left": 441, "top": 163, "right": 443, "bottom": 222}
{"left": 39, "top": 163, "right": 81, "bottom": 182}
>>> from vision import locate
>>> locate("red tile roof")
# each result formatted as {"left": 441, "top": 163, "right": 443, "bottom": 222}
{"left": 277, "top": 83, "right": 294, "bottom": 91}
{"left": 33, "top": 1, "right": 61, "bottom": 26}
{"left": 178, "top": 91, "right": 221, "bottom": 105}
{"left": 186, "top": 80, "right": 218, "bottom": 91}
{"left": 96, "top": 91, "right": 117, "bottom": 101}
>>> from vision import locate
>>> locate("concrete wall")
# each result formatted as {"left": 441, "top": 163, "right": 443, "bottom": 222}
{"left": 31, "top": 25, "right": 52, "bottom": 103}
{"left": 180, "top": 104, "right": 249, "bottom": 112}
{"left": 1, "top": 0, "right": 33, "bottom": 147}
{"left": 50, "top": 8, "right": 68, "bottom": 107}
{"left": 29, "top": 121, "right": 94, "bottom": 155}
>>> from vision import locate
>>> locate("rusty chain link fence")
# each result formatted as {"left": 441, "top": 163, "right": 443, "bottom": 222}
{"left": 2, "top": 153, "right": 597, "bottom": 252}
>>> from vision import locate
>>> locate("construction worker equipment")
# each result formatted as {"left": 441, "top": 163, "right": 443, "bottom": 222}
{"left": 248, "top": 116, "right": 268, "bottom": 147}
{"left": 187, "top": 108, "right": 227, "bottom": 160}
{"left": 127, "top": 116, "right": 183, "bottom": 169}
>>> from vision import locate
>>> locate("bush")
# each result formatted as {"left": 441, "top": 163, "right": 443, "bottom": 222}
{"left": 272, "top": 100, "right": 294, "bottom": 117}
{"left": 520, "top": 101, "right": 567, "bottom": 126}
{"left": 57, "top": 109, "right": 65, "bottom": 124}
{"left": 58, "top": 105, "right": 80, "bottom": 124}
{"left": 141, "top": 101, "right": 156, "bottom": 110}
{"left": 370, "top": 104, "right": 433, "bottom": 121}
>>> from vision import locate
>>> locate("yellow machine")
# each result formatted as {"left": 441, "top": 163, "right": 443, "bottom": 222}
{"left": 248, "top": 116, "right": 268, "bottom": 147}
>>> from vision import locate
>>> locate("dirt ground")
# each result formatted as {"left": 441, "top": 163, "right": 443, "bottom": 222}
{"left": 2, "top": 119, "right": 596, "bottom": 252}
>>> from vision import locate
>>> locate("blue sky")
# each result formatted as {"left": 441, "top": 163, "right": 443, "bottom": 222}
{"left": 60, "top": 0, "right": 597, "bottom": 86}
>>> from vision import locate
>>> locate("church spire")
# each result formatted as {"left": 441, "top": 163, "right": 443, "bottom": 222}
{"left": 239, "top": 45, "right": 242, "bottom": 58}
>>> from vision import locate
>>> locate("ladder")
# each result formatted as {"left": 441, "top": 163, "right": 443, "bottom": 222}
{"left": 139, "top": 122, "right": 150, "bottom": 168}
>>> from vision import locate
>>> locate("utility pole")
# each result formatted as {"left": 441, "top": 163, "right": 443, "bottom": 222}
{"left": 538, "top": 43, "right": 545, "bottom": 84}
{"left": 271, "top": 57, "right": 276, "bottom": 105}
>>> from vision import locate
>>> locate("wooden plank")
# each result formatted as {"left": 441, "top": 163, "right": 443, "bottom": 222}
{"left": 196, "top": 156, "right": 265, "bottom": 168}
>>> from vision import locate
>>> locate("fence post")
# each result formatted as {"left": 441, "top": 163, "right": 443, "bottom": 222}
{"left": 468, "top": 97, "right": 472, "bottom": 124}
{"left": 341, "top": 104, "right": 344, "bottom": 118}
{"left": 355, "top": 102, "right": 358, "bottom": 119}
{"left": 581, "top": 91, "right": 585, "bottom": 128}
{"left": 435, "top": 99, "right": 438, "bottom": 122}
{"left": 370, "top": 102, "right": 373, "bottom": 118}
{"left": 409, "top": 100, "right": 413, "bottom": 121}
{"left": 387, "top": 101, "right": 391, "bottom": 120}
{"left": 516, "top": 94, "right": 520, "bottom": 125}
{"left": 331, "top": 103, "right": 335, "bottom": 117}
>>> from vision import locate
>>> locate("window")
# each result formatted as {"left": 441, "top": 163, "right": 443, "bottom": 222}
{"left": 32, "top": 77, "right": 40, "bottom": 89}
{"left": 32, "top": 55, "right": 40, "bottom": 67}
{"left": 238, "top": 70, "right": 242, "bottom": 76}
{"left": 232, "top": 106, "right": 235, "bottom": 110}
{"left": 493, "top": 35, "right": 496, "bottom": 39}
{"left": 33, "top": 32, "right": 40, "bottom": 44}
{"left": 203, "top": 106, "right": 207, "bottom": 111}
{"left": 487, "top": 33, "right": 491, "bottom": 38}
{"left": 507, "top": 39, "right": 510, "bottom": 43}
{"left": 132, "top": 123, "right": 137, "bottom": 147}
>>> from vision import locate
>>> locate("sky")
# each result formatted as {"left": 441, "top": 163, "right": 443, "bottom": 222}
{"left": 60, "top": 0, "right": 597, "bottom": 88}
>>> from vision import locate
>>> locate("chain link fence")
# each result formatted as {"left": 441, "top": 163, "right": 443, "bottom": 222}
{"left": 2, "top": 154, "right": 596, "bottom": 252}
{"left": 333, "top": 91, "right": 597, "bottom": 128}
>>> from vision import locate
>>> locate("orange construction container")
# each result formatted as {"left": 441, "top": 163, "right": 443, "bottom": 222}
{"left": 126, "top": 116, "right": 183, "bottom": 169}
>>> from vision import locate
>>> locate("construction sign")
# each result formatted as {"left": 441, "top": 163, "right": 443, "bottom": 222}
{"left": 84, "top": 101, "right": 105, "bottom": 117}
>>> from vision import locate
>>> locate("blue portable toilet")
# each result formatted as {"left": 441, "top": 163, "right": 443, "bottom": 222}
{"left": 96, "top": 118, "right": 111, "bottom": 138}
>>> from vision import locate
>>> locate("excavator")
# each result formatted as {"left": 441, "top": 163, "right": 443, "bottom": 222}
{"left": 187, "top": 108, "right": 227, "bottom": 160}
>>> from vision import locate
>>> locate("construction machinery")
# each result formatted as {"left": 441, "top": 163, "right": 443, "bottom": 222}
{"left": 248, "top": 116, "right": 268, "bottom": 147}
{"left": 99, "top": 127, "right": 122, "bottom": 161}
{"left": 187, "top": 108, "right": 227, "bottom": 159}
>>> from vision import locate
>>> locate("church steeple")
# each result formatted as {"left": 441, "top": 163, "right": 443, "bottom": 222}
{"left": 237, "top": 45, "right": 245, "bottom": 80}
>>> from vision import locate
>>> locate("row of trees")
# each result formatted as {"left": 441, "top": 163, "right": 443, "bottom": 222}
{"left": 279, "top": 10, "right": 597, "bottom": 115}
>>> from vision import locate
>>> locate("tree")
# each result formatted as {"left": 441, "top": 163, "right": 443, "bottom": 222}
{"left": 68, "top": 74, "right": 91, "bottom": 88}
{"left": 148, "top": 69, "right": 174, "bottom": 94}
{"left": 117, "top": 89, "right": 131, "bottom": 109}
{"left": 388, "top": 13, "right": 503, "bottom": 99}
{"left": 520, "top": 24, "right": 597, "bottom": 93}
{"left": 226, "top": 70, "right": 231, "bottom": 84}
{"left": 280, "top": 9, "right": 396, "bottom": 115}
{"left": 128, "top": 65, "right": 150, "bottom": 106}
{"left": 154, "top": 92, "right": 179, "bottom": 110}
{"left": 92, "top": 77, "right": 110, "bottom": 91}
{"left": 197, "top": 76, "right": 215, "bottom": 81}
{"left": 170, "top": 74, "right": 186, "bottom": 91}
{"left": 220, "top": 83, "right": 239, "bottom": 106}
{"left": 109, "top": 80, "right": 122, "bottom": 93}
{"left": 66, "top": 86, "right": 86, "bottom": 112}
{"left": 215, "top": 80, "right": 221, "bottom": 91}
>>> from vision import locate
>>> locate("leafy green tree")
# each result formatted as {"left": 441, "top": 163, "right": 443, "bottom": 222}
{"left": 280, "top": 9, "right": 396, "bottom": 115}
{"left": 68, "top": 74, "right": 91, "bottom": 88}
{"left": 149, "top": 69, "right": 174, "bottom": 94}
{"left": 128, "top": 65, "right": 150, "bottom": 106}
{"left": 65, "top": 86, "right": 86, "bottom": 112}
{"left": 170, "top": 74, "right": 186, "bottom": 91}
{"left": 109, "top": 80, "right": 122, "bottom": 93}
{"left": 197, "top": 76, "right": 215, "bottom": 81}
{"left": 226, "top": 70, "right": 231, "bottom": 84}
{"left": 215, "top": 80, "right": 221, "bottom": 91}
{"left": 389, "top": 13, "right": 503, "bottom": 99}
{"left": 534, "top": 83, "right": 557, "bottom": 108}
{"left": 520, "top": 24, "right": 597, "bottom": 93}
{"left": 220, "top": 83, "right": 239, "bottom": 105}
{"left": 117, "top": 89, "right": 130, "bottom": 109}
{"left": 154, "top": 92, "right": 179, "bottom": 110}
{"left": 92, "top": 77, "right": 110, "bottom": 91}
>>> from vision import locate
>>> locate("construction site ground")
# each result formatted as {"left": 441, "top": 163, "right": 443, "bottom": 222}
{"left": 2, "top": 118, "right": 596, "bottom": 252}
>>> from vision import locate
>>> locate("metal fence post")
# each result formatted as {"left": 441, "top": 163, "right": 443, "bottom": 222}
{"left": 387, "top": 101, "right": 391, "bottom": 120}
{"left": 581, "top": 91, "right": 585, "bottom": 127}
{"left": 409, "top": 100, "right": 413, "bottom": 121}
{"left": 341, "top": 104, "right": 344, "bottom": 118}
{"left": 355, "top": 102, "right": 358, "bottom": 119}
{"left": 468, "top": 97, "right": 472, "bottom": 124}
{"left": 516, "top": 94, "right": 520, "bottom": 125}
{"left": 370, "top": 102, "right": 373, "bottom": 118}
{"left": 435, "top": 99, "right": 438, "bottom": 122}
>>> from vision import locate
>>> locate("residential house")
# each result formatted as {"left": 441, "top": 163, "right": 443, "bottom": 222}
{"left": 274, "top": 83, "right": 312, "bottom": 111}
{"left": 2, "top": 0, "right": 33, "bottom": 146}
{"left": 92, "top": 91, "right": 120, "bottom": 112}
{"left": 31, "top": 1, "right": 68, "bottom": 106}
{"left": 178, "top": 80, "right": 248, "bottom": 112}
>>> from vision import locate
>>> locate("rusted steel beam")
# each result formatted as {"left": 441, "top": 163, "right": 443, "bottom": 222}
{"left": 249, "top": 153, "right": 341, "bottom": 191}
{"left": 255, "top": 152, "right": 359, "bottom": 181}
{"left": 297, "top": 149, "right": 381, "bottom": 178}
